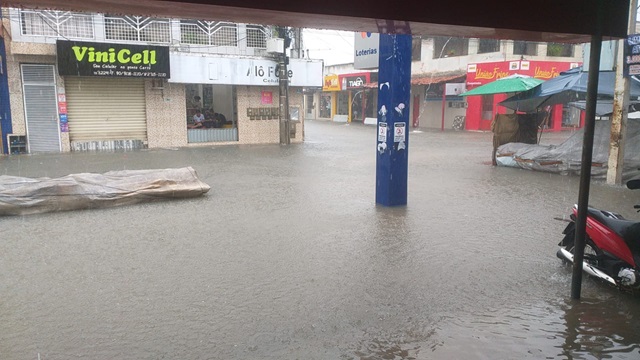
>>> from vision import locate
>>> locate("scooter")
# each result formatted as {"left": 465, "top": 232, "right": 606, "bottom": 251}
{"left": 557, "top": 179, "right": 640, "bottom": 292}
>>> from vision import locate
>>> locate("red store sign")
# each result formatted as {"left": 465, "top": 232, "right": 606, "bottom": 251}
{"left": 338, "top": 72, "right": 376, "bottom": 89}
{"left": 466, "top": 60, "right": 581, "bottom": 87}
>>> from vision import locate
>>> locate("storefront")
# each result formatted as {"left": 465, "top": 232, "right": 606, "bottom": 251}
{"left": 320, "top": 72, "right": 377, "bottom": 123}
{"left": 56, "top": 40, "right": 170, "bottom": 151}
{"left": 337, "top": 72, "right": 378, "bottom": 123}
{"left": 169, "top": 53, "right": 322, "bottom": 144}
{"left": 465, "top": 60, "right": 581, "bottom": 131}
{"left": 5, "top": 37, "right": 321, "bottom": 154}
{"left": 320, "top": 74, "right": 340, "bottom": 121}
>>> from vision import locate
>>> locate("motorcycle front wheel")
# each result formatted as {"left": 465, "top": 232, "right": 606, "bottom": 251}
{"left": 568, "top": 239, "right": 602, "bottom": 267}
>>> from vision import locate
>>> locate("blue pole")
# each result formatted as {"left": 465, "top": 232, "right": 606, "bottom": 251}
{"left": 0, "top": 5, "right": 12, "bottom": 154}
{"left": 375, "top": 34, "right": 412, "bottom": 206}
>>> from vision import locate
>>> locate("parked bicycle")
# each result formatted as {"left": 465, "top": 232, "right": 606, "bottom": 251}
{"left": 452, "top": 115, "right": 465, "bottom": 130}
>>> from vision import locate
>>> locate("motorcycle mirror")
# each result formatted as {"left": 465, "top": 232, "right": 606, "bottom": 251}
{"left": 627, "top": 179, "right": 640, "bottom": 190}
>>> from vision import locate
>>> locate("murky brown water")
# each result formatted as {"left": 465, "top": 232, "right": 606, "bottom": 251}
{"left": 2, "top": 121, "right": 640, "bottom": 359}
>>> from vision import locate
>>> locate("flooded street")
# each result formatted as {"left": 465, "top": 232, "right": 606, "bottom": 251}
{"left": 2, "top": 120, "right": 640, "bottom": 359}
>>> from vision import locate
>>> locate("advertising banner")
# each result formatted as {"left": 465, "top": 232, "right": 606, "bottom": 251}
{"left": 625, "top": 34, "right": 640, "bottom": 77}
{"left": 466, "top": 60, "right": 580, "bottom": 86}
{"left": 323, "top": 74, "right": 340, "bottom": 91}
{"left": 169, "top": 53, "right": 323, "bottom": 87}
{"left": 57, "top": 40, "right": 170, "bottom": 78}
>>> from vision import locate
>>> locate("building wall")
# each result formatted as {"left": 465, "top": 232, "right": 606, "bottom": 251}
{"left": 5, "top": 41, "right": 72, "bottom": 151}
{"left": 145, "top": 81, "right": 187, "bottom": 148}
{"left": 236, "top": 86, "right": 304, "bottom": 144}
{"left": 4, "top": 40, "right": 305, "bottom": 151}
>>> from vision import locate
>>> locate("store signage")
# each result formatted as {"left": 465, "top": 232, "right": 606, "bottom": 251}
{"left": 354, "top": 32, "right": 380, "bottom": 69}
{"left": 261, "top": 91, "right": 273, "bottom": 104}
{"left": 56, "top": 40, "right": 170, "bottom": 78}
{"left": 169, "top": 53, "right": 322, "bottom": 87}
{"left": 323, "top": 74, "right": 340, "bottom": 91}
{"left": 624, "top": 34, "right": 640, "bottom": 77}
{"left": 338, "top": 72, "right": 376, "bottom": 89}
{"left": 466, "top": 60, "right": 580, "bottom": 86}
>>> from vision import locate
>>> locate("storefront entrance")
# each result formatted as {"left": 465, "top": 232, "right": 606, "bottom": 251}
{"left": 21, "top": 64, "right": 61, "bottom": 153}
{"left": 185, "top": 83, "right": 238, "bottom": 143}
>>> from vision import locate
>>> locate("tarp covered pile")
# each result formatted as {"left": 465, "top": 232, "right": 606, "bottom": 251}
{"left": 495, "top": 119, "right": 640, "bottom": 180}
{"left": 0, "top": 167, "right": 210, "bottom": 216}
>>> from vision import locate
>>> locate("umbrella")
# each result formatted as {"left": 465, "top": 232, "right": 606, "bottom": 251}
{"left": 499, "top": 67, "right": 640, "bottom": 113}
{"left": 460, "top": 74, "right": 544, "bottom": 96}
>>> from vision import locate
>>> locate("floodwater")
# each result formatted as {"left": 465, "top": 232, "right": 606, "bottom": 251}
{"left": 2, "top": 121, "right": 640, "bottom": 359}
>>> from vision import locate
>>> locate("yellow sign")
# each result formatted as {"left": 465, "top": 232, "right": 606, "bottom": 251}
{"left": 323, "top": 74, "right": 341, "bottom": 91}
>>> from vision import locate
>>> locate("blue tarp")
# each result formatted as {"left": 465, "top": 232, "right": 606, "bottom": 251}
{"left": 499, "top": 67, "right": 640, "bottom": 113}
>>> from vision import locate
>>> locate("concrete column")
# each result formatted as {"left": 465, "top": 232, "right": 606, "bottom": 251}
{"left": 608, "top": 0, "right": 638, "bottom": 185}
{"left": 375, "top": 34, "right": 412, "bottom": 206}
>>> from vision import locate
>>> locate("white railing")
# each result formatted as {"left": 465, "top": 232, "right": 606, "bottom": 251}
{"left": 19, "top": 9, "right": 94, "bottom": 39}
{"left": 11, "top": 9, "right": 270, "bottom": 54}
{"left": 180, "top": 20, "right": 238, "bottom": 47}
{"left": 104, "top": 15, "right": 171, "bottom": 44}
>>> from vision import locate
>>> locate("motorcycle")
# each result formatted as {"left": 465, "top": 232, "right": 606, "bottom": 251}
{"left": 557, "top": 179, "right": 640, "bottom": 292}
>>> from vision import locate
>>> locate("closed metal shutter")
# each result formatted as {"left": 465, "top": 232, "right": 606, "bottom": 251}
{"left": 65, "top": 77, "right": 147, "bottom": 142}
{"left": 21, "top": 64, "right": 61, "bottom": 153}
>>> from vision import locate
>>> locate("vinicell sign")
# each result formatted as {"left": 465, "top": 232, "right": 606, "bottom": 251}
{"left": 56, "top": 40, "right": 170, "bottom": 78}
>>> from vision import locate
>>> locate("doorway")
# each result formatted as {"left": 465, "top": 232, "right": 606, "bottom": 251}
{"left": 21, "top": 64, "right": 61, "bottom": 153}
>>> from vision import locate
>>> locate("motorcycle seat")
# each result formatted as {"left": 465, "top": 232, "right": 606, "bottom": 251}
{"left": 587, "top": 207, "right": 640, "bottom": 244}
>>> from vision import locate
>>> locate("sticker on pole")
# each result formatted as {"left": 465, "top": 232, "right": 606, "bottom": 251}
{"left": 378, "top": 122, "right": 388, "bottom": 142}
{"left": 394, "top": 123, "right": 406, "bottom": 142}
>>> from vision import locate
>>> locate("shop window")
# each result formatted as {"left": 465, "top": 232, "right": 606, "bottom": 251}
{"left": 481, "top": 94, "right": 494, "bottom": 120}
{"left": 478, "top": 39, "right": 500, "bottom": 54}
{"left": 433, "top": 36, "right": 469, "bottom": 58}
{"left": 412, "top": 37, "right": 422, "bottom": 61}
{"left": 547, "top": 43, "right": 573, "bottom": 57}
{"left": 513, "top": 41, "right": 537, "bottom": 56}
{"left": 185, "top": 84, "right": 236, "bottom": 133}
{"left": 320, "top": 95, "right": 332, "bottom": 118}
{"left": 336, "top": 92, "right": 349, "bottom": 115}
{"left": 364, "top": 90, "right": 376, "bottom": 118}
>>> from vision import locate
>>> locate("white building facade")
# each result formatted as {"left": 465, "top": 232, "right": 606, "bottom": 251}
{"left": 2, "top": 8, "right": 322, "bottom": 154}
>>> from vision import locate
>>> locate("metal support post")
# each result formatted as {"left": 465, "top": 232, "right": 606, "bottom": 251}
{"left": 279, "top": 52, "right": 290, "bottom": 145}
{"left": 572, "top": 30, "right": 603, "bottom": 300}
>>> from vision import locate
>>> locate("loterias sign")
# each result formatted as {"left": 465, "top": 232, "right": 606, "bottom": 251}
{"left": 56, "top": 40, "right": 170, "bottom": 78}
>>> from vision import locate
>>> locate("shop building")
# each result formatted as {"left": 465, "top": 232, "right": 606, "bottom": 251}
{"left": 464, "top": 60, "right": 581, "bottom": 131}
{"left": 315, "top": 69, "right": 377, "bottom": 123}
{"left": 343, "top": 34, "right": 584, "bottom": 131}
{"left": 1, "top": 8, "right": 322, "bottom": 154}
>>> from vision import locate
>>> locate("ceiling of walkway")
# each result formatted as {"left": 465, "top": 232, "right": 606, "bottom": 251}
{"left": 1, "top": 0, "right": 629, "bottom": 43}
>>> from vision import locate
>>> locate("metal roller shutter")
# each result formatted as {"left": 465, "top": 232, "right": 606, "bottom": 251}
{"left": 21, "top": 64, "right": 61, "bottom": 153}
{"left": 65, "top": 77, "right": 147, "bottom": 142}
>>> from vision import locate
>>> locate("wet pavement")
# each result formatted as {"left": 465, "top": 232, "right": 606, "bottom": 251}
{"left": 2, "top": 120, "right": 640, "bottom": 359}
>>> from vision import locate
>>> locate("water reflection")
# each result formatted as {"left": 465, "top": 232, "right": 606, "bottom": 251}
{"left": 560, "top": 296, "right": 640, "bottom": 359}
{"left": 430, "top": 293, "right": 640, "bottom": 360}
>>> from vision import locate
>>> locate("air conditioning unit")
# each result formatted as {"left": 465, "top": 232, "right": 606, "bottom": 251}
{"left": 266, "top": 38, "right": 284, "bottom": 54}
